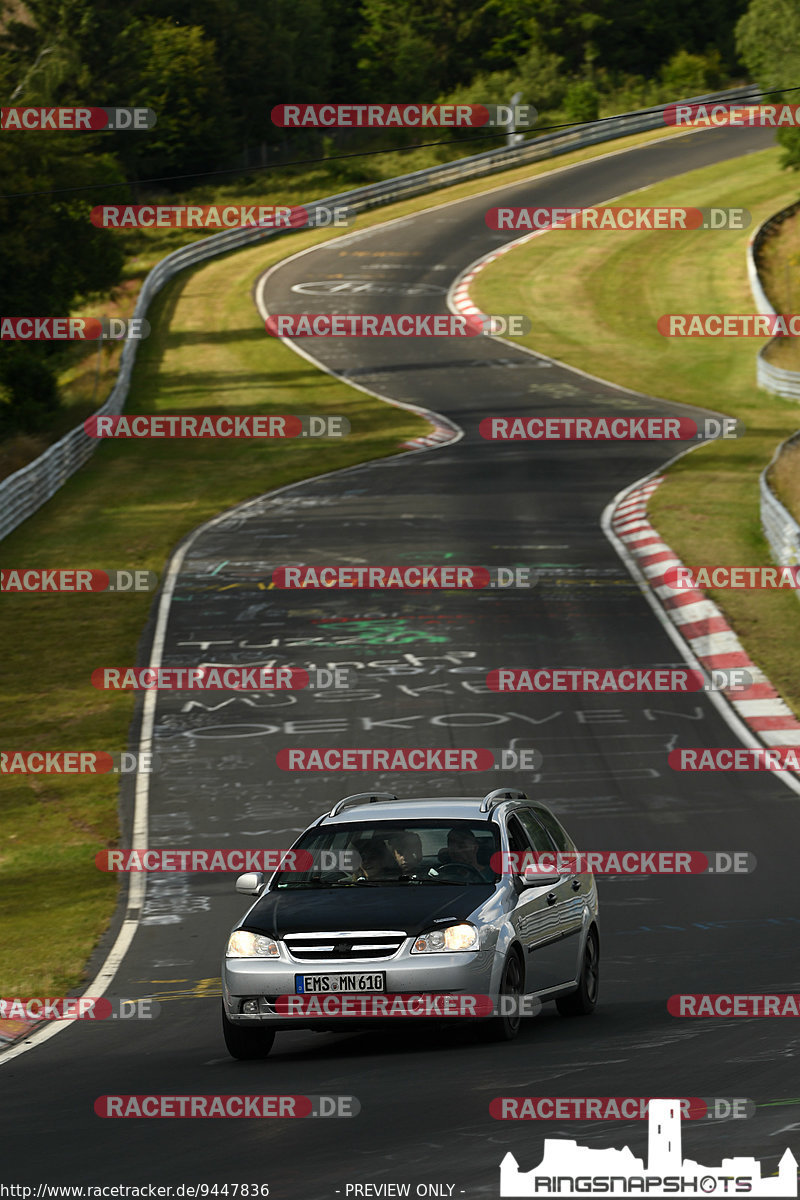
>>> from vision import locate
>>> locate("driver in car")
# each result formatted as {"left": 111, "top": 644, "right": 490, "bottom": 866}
{"left": 434, "top": 828, "right": 495, "bottom": 882}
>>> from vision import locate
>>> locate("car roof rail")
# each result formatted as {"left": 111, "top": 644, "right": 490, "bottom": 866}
{"left": 480, "top": 787, "right": 528, "bottom": 813}
{"left": 328, "top": 792, "right": 399, "bottom": 817}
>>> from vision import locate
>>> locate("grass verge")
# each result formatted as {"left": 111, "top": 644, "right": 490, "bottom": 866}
{"left": 472, "top": 145, "right": 800, "bottom": 715}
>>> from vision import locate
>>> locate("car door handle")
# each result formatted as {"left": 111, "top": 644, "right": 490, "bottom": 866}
{"left": 546, "top": 892, "right": 557, "bottom": 906}
{"left": 571, "top": 879, "right": 581, "bottom": 891}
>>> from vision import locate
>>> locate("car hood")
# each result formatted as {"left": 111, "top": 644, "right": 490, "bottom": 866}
{"left": 241, "top": 883, "right": 493, "bottom": 939}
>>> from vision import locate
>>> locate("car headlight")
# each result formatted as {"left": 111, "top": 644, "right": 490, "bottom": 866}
{"left": 411, "top": 923, "right": 480, "bottom": 953}
{"left": 226, "top": 930, "right": 280, "bottom": 958}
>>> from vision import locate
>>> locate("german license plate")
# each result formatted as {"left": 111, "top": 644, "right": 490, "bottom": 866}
{"left": 295, "top": 972, "right": 386, "bottom": 994}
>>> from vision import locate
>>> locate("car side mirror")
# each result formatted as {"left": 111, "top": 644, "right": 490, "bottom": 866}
{"left": 520, "top": 865, "right": 561, "bottom": 888}
{"left": 235, "top": 871, "right": 264, "bottom": 895}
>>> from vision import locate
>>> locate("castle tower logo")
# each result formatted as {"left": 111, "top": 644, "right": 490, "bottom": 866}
{"left": 500, "top": 1098, "right": 797, "bottom": 1196}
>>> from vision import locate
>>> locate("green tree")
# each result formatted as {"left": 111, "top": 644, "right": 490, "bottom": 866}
{"left": 108, "top": 19, "right": 232, "bottom": 179}
{"left": 563, "top": 80, "right": 599, "bottom": 123}
{"left": 736, "top": 0, "right": 800, "bottom": 168}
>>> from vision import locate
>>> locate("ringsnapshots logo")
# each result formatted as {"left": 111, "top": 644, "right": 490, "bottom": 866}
{"left": 486, "top": 207, "right": 749, "bottom": 232}
{"left": 479, "top": 416, "right": 743, "bottom": 440}
{"left": 271, "top": 103, "right": 537, "bottom": 128}
{"left": 499, "top": 1097, "right": 798, "bottom": 1196}
{"left": 1, "top": 106, "right": 156, "bottom": 131}
{"left": 265, "top": 314, "right": 530, "bottom": 337}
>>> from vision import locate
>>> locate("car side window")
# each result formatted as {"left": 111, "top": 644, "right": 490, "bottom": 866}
{"left": 513, "top": 810, "right": 555, "bottom": 853}
{"left": 530, "top": 807, "right": 576, "bottom": 853}
{"left": 506, "top": 815, "right": 532, "bottom": 854}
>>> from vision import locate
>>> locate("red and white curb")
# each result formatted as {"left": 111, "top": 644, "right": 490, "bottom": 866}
{"left": 451, "top": 228, "right": 544, "bottom": 325}
{"left": 450, "top": 232, "right": 800, "bottom": 762}
{"left": 612, "top": 477, "right": 800, "bottom": 750}
{"left": 401, "top": 423, "right": 458, "bottom": 450}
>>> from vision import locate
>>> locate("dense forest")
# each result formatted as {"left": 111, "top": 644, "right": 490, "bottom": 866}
{"left": 0, "top": 0, "right": 793, "bottom": 435}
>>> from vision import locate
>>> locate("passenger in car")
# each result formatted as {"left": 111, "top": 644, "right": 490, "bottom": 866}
{"left": 389, "top": 830, "right": 424, "bottom": 875}
{"left": 351, "top": 839, "right": 401, "bottom": 881}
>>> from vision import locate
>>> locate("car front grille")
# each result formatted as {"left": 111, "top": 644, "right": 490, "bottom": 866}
{"left": 283, "top": 930, "right": 407, "bottom": 961}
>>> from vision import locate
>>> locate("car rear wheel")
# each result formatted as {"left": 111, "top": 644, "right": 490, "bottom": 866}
{"left": 556, "top": 927, "right": 599, "bottom": 1016}
{"left": 480, "top": 949, "right": 524, "bottom": 1042}
{"left": 222, "top": 1001, "right": 276, "bottom": 1059}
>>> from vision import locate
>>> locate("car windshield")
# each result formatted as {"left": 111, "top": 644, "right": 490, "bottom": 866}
{"left": 272, "top": 819, "right": 500, "bottom": 889}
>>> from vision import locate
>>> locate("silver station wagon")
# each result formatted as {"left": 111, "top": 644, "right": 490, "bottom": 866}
{"left": 221, "top": 788, "right": 600, "bottom": 1058}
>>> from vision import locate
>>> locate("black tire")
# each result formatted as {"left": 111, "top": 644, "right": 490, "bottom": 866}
{"left": 556, "top": 927, "right": 599, "bottom": 1017}
{"left": 222, "top": 1002, "right": 276, "bottom": 1059}
{"left": 480, "top": 950, "right": 524, "bottom": 1042}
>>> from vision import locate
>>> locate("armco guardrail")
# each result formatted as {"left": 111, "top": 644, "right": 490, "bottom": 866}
{"left": 749, "top": 199, "right": 800, "bottom": 399}
{"left": 0, "top": 85, "right": 756, "bottom": 542}
{"left": 760, "top": 434, "right": 800, "bottom": 586}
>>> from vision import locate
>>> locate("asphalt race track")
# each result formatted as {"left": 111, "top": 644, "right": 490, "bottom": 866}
{"left": 3, "top": 124, "right": 797, "bottom": 1195}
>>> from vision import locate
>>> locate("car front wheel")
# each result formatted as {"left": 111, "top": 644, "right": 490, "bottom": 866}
{"left": 556, "top": 927, "right": 599, "bottom": 1016}
{"left": 222, "top": 1001, "right": 276, "bottom": 1059}
{"left": 480, "top": 950, "right": 524, "bottom": 1042}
